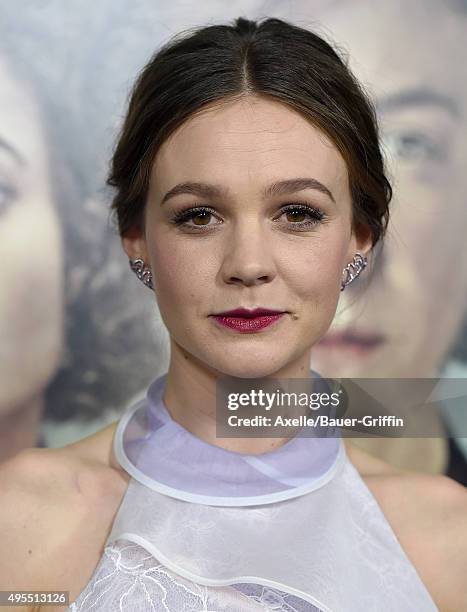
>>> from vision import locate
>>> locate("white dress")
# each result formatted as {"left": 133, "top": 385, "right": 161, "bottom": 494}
{"left": 67, "top": 374, "right": 438, "bottom": 611}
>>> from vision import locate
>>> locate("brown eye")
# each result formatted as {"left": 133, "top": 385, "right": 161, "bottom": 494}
{"left": 277, "top": 204, "right": 325, "bottom": 230}
{"left": 171, "top": 206, "right": 221, "bottom": 229}
{"left": 192, "top": 211, "right": 212, "bottom": 225}
{"left": 285, "top": 209, "right": 307, "bottom": 223}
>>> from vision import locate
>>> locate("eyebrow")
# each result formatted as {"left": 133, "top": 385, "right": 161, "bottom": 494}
{"left": 161, "top": 177, "right": 336, "bottom": 205}
{"left": 0, "top": 136, "right": 25, "bottom": 166}
{"left": 377, "top": 87, "right": 459, "bottom": 118}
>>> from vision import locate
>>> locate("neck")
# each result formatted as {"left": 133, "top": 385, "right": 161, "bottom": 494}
{"left": 163, "top": 339, "right": 313, "bottom": 455}
{"left": 0, "top": 394, "right": 44, "bottom": 463}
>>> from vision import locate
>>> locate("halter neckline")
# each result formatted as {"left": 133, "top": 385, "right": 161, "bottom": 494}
{"left": 113, "top": 371, "right": 344, "bottom": 506}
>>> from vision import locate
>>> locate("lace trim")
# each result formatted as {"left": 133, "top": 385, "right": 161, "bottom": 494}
{"left": 68, "top": 539, "right": 322, "bottom": 611}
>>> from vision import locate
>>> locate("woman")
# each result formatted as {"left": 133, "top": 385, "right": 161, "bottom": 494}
{"left": 1, "top": 16, "right": 466, "bottom": 612}
{"left": 0, "top": 39, "right": 131, "bottom": 461}
{"left": 287, "top": 0, "right": 467, "bottom": 480}
{"left": 0, "top": 40, "right": 64, "bottom": 462}
{"left": 0, "top": 4, "right": 166, "bottom": 460}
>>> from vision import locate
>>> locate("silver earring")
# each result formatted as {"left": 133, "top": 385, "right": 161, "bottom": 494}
{"left": 129, "top": 258, "right": 154, "bottom": 290}
{"left": 341, "top": 253, "right": 368, "bottom": 291}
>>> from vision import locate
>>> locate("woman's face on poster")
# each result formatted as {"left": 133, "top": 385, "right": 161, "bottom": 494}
{"left": 304, "top": 0, "right": 467, "bottom": 377}
{"left": 0, "top": 55, "right": 64, "bottom": 415}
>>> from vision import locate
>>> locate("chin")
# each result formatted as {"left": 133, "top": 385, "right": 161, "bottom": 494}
{"left": 204, "top": 351, "right": 295, "bottom": 380}
{"left": 218, "top": 366, "right": 278, "bottom": 380}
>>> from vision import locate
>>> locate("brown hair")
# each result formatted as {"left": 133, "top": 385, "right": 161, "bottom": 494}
{"left": 108, "top": 16, "right": 391, "bottom": 247}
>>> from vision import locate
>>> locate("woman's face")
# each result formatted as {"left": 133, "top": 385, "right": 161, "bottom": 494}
{"left": 124, "top": 96, "right": 370, "bottom": 379}
{"left": 0, "top": 55, "right": 63, "bottom": 414}
{"left": 303, "top": 0, "right": 467, "bottom": 377}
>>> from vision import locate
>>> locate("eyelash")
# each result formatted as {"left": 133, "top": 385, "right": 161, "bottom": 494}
{"left": 169, "top": 203, "right": 326, "bottom": 231}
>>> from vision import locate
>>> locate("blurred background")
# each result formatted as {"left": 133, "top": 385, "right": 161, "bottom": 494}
{"left": 1, "top": 0, "right": 466, "bottom": 482}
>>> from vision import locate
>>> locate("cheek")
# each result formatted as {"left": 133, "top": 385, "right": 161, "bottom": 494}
{"left": 0, "top": 201, "right": 63, "bottom": 319}
{"left": 0, "top": 197, "right": 64, "bottom": 402}
{"left": 389, "top": 186, "right": 467, "bottom": 294}
{"left": 280, "top": 234, "right": 346, "bottom": 302}
{"left": 150, "top": 237, "right": 214, "bottom": 309}
{"left": 149, "top": 225, "right": 349, "bottom": 325}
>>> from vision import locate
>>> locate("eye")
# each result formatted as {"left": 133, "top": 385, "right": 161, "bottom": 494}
{"left": 169, "top": 202, "right": 326, "bottom": 232}
{"left": 276, "top": 203, "right": 325, "bottom": 229}
{"left": 0, "top": 182, "right": 17, "bottom": 215}
{"left": 383, "top": 130, "right": 443, "bottom": 162}
{"left": 170, "top": 206, "right": 221, "bottom": 229}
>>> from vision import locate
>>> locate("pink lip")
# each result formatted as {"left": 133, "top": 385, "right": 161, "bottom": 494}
{"left": 213, "top": 308, "right": 285, "bottom": 317}
{"left": 318, "top": 330, "right": 385, "bottom": 354}
{"left": 210, "top": 309, "right": 286, "bottom": 333}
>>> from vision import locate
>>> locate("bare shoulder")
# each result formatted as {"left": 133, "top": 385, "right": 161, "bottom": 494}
{"left": 0, "top": 420, "right": 127, "bottom": 511}
{"left": 0, "top": 424, "right": 129, "bottom": 611}
{"left": 345, "top": 440, "right": 467, "bottom": 611}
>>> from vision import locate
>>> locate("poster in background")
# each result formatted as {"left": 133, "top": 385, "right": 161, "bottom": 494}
{"left": 1, "top": 0, "right": 466, "bottom": 477}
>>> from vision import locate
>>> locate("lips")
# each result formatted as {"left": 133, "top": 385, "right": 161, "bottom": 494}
{"left": 318, "top": 330, "right": 385, "bottom": 350}
{"left": 213, "top": 308, "right": 285, "bottom": 318}
{"left": 209, "top": 308, "right": 287, "bottom": 332}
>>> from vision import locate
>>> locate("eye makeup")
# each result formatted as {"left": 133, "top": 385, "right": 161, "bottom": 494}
{"left": 168, "top": 202, "right": 326, "bottom": 232}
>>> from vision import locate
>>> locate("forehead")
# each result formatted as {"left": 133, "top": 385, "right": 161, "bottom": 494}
{"left": 152, "top": 96, "right": 349, "bottom": 197}
{"left": 271, "top": 0, "right": 467, "bottom": 122}
{"left": 314, "top": 0, "right": 467, "bottom": 106}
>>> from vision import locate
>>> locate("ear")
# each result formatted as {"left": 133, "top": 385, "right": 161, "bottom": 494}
{"left": 351, "top": 222, "right": 373, "bottom": 258}
{"left": 121, "top": 227, "right": 149, "bottom": 263}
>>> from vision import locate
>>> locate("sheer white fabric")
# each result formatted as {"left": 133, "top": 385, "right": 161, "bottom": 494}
{"left": 68, "top": 539, "right": 321, "bottom": 611}
{"left": 67, "top": 454, "right": 438, "bottom": 611}
{"left": 66, "top": 373, "right": 438, "bottom": 611}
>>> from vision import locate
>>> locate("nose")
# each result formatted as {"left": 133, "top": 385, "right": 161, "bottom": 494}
{"left": 220, "top": 221, "right": 277, "bottom": 287}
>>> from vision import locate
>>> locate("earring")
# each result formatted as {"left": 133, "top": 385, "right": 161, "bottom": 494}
{"left": 341, "top": 253, "right": 368, "bottom": 291}
{"left": 129, "top": 258, "right": 154, "bottom": 290}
